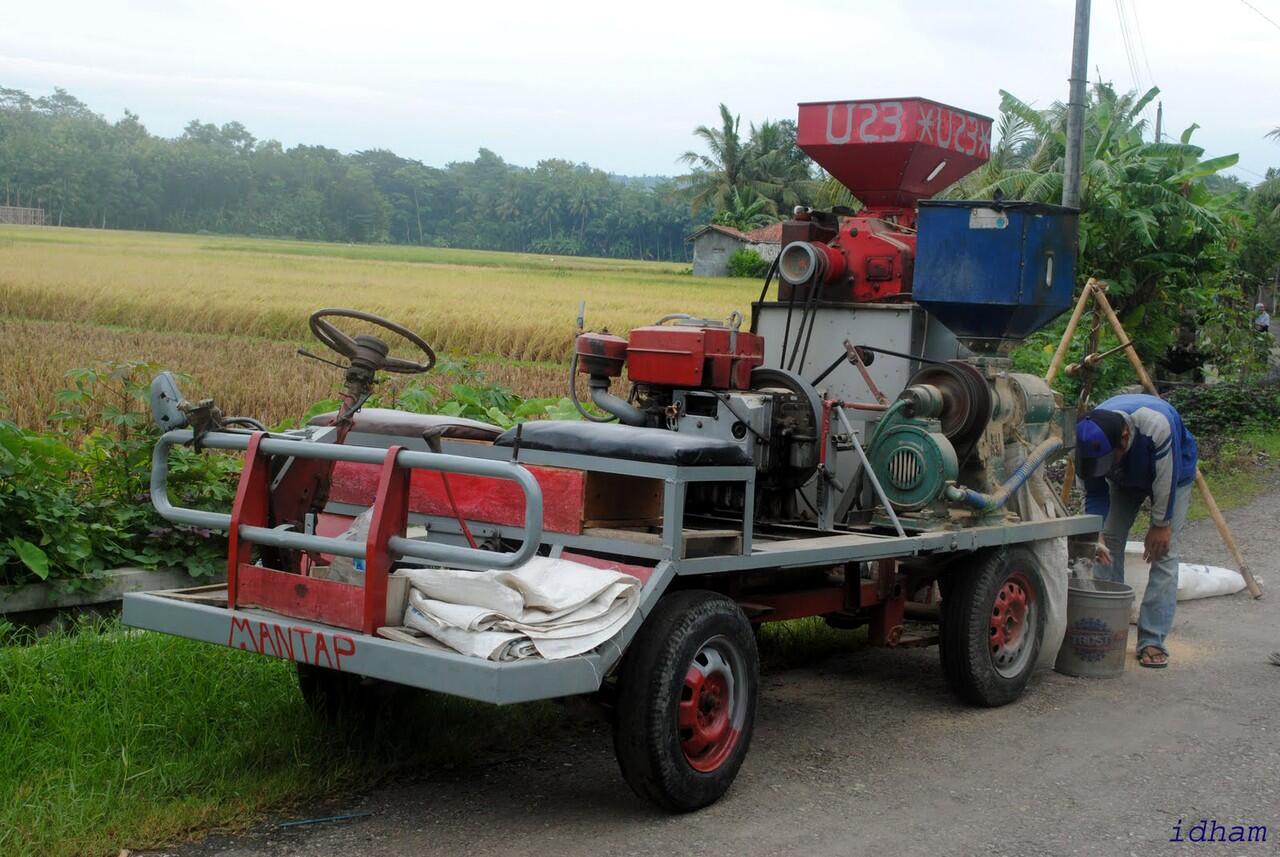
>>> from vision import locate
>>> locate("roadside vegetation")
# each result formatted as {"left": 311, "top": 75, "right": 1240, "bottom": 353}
{"left": 0, "top": 357, "right": 592, "bottom": 588}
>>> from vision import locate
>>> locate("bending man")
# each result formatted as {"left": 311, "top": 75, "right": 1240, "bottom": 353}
{"left": 1075, "top": 394, "right": 1198, "bottom": 669}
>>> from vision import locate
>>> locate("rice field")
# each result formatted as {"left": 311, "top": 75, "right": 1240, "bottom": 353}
{"left": 0, "top": 226, "right": 758, "bottom": 428}
{"left": 0, "top": 318, "right": 571, "bottom": 431}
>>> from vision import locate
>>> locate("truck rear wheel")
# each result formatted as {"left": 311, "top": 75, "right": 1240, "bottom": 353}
{"left": 613, "top": 590, "right": 758, "bottom": 812}
{"left": 939, "top": 546, "right": 1045, "bottom": 707}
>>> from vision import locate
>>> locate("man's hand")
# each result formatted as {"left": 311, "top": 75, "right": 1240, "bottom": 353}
{"left": 1095, "top": 540, "right": 1113, "bottom": 566}
{"left": 1144, "top": 524, "right": 1172, "bottom": 562}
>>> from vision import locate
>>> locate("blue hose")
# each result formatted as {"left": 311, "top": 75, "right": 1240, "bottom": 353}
{"left": 945, "top": 437, "right": 1063, "bottom": 513}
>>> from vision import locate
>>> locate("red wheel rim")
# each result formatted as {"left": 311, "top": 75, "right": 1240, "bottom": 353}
{"left": 678, "top": 637, "right": 746, "bottom": 773}
{"left": 989, "top": 570, "right": 1036, "bottom": 678}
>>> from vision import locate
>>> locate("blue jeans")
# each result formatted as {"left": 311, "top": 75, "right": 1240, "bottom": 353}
{"left": 1095, "top": 482, "right": 1191, "bottom": 655}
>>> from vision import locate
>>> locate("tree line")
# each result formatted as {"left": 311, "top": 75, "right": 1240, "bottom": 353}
{"left": 0, "top": 87, "right": 707, "bottom": 260}
{"left": 2, "top": 82, "right": 1276, "bottom": 304}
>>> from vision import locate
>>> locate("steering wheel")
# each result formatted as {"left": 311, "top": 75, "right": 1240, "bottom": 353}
{"left": 308, "top": 308, "right": 436, "bottom": 374}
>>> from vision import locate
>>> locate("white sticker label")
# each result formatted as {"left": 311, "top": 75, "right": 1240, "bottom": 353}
{"left": 969, "top": 208, "right": 1009, "bottom": 229}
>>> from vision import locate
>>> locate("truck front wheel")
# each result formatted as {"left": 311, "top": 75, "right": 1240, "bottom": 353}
{"left": 612, "top": 590, "right": 759, "bottom": 812}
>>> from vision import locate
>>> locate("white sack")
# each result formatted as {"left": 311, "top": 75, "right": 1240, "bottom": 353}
{"left": 1177, "top": 563, "right": 1249, "bottom": 600}
{"left": 1008, "top": 443, "right": 1069, "bottom": 669}
{"left": 1118, "top": 542, "right": 1248, "bottom": 622}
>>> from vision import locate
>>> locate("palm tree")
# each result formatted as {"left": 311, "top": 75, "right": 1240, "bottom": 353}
{"left": 680, "top": 104, "right": 755, "bottom": 215}
{"left": 744, "top": 119, "right": 816, "bottom": 211}
{"left": 680, "top": 107, "right": 815, "bottom": 217}
{"left": 712, "top": 188, "right": 774, "bottom": 231}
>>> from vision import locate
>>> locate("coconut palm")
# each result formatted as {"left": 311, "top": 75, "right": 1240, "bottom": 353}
{"left": 744, "top": 118, "right": 817, "bottom": 212}
{"left": 711, "top": 188, "right": 774, "bottom": 231}
{"left": 680, "top": 104, "right": 756, "bottom": 215}
{"left": 680, "top": 106, "right": 816, "bottom": 217}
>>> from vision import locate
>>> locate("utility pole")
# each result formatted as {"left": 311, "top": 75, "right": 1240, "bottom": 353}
{"left": 1155, "top": 101, "right": 1163, "bottom": 143}
{"left": 1062, "top": 0, "right": 1091, "bottom": 209}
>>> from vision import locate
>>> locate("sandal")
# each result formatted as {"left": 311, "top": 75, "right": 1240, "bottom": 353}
{"left": 1139, "top": 646, "right": 1169, "bottom": 669}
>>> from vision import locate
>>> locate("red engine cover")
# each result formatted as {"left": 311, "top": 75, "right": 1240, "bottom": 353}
{"left": 626, "top": 325, "right": 763, "bottom": 389}
{"left": 778, "top": 214, "right": 916, "bottom": 303}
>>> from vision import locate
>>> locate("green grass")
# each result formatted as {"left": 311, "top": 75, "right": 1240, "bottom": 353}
{"left": 0, "top": 618, "right": 561, "bottom": 857}
{"left": 0, "top": 614, "right": 867, "bottom": 856}
{"left": 1189, "top": 429, "right": 1280, "bottom": 523}
{"left": 758, "top": 617, "right": 868, "bottom": 666}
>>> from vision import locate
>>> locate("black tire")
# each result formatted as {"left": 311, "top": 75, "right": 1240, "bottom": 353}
{"left": 613, "top": 590, "right": 759, "bottom": 812}
{"left": 296, "top": 663, "right": 404, "bottom": 726}
{"left": 939, "top": 546, "right": 1046, "bottom": 707}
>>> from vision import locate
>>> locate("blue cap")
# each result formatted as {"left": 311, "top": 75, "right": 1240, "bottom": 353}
{"left": 1076, "top": 409, "right": 1124, "bottom": 478}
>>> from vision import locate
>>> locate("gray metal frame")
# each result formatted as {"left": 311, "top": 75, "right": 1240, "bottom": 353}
{"left": 127, "top": 427, "right": 1101, "bottom": 706}
{"left": 124, "top": 560, "right": 675, "bottom": 705}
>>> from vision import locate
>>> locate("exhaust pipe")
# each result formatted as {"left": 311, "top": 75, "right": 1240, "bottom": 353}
{"left": 588, "top": 376, "right": 647, "bottom": 426}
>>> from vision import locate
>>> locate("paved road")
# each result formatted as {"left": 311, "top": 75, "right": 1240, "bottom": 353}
{"left": 165, "top": 494, "right": 1280, "bottom": 857}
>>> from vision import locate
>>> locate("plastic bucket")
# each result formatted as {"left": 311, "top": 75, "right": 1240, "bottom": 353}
{"left": 1053, "top": 579, "right": 1134, "bottom": 678}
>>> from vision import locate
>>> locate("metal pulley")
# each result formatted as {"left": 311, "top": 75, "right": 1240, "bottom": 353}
{"left": 905, "top": 360, "right": 991, "bottom": 456}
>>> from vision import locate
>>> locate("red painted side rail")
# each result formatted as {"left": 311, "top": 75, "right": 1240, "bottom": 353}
{"left": 226, "top": 433, "right": 271, "bottom": 611}
{"left": 361, "top": 447, "right": 409, "bottom": 635}
{"left": 226, "top": 436, "right": 411, "bottom": 635}
{"left": 328, "top": 460, "right": 586, "bottom": 534}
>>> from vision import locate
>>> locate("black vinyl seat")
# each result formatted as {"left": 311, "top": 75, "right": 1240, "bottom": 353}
{"left": 493, "top": 420, "right": 751, "bottom": 467}
{"left": 308, "top": 408, "right": 503, "bottom": 442}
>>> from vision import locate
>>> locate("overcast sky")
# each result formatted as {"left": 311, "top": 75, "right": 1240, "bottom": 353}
{"left": 2, "top": 0, "right": 1277, "bottom": 183}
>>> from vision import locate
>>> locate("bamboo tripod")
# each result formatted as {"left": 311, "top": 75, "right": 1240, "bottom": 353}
{"left": 1045, "top": 278, "right": 1264, "bottom": 599}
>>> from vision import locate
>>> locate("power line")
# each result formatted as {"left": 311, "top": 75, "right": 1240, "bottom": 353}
{"left": 1127, "top": 0, "right": 1159, "bottom": 130}
{"left": 1127, "top": 0, "right": 1158, "bottom": 89}
{"left": 1113, "top": 0, "right": 1157, "bottom": 132}
{"left": 1237, "top": 0, "right": 1280, "bottom": 31}
{"left": 1113, "top": 0, "right": 1142, "bottom": 91}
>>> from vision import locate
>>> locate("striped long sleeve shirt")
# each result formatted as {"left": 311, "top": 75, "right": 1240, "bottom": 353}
{"left": 1081, "top": 394, "right": 1198, "bottom": 526}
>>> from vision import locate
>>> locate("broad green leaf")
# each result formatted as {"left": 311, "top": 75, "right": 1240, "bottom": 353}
{"left": 301, "top": 399, "right": 341, "bottom": 423}
{"left": 10, "top": 537, "right": 50, "bottom": 580}
{"left": 1168, "top": 153, "right": 1239, "bottom": 185}
{"left": 484, "top": 407, "right": 515, "bottom": 429}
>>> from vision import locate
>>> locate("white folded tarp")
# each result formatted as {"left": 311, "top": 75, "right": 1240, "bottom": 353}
{"left": 398, "top": 556, "right": 641, "bottom": 661}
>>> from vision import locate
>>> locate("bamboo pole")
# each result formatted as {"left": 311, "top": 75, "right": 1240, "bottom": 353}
{"left": 1058, "top": 319, "right": 1103, "bottom": 505}
{"left": 1091, "top": 287, "right": 1264, "bottom": 599}
{"left": 1045, "top": 278, "right": 1099, "bottom": 386}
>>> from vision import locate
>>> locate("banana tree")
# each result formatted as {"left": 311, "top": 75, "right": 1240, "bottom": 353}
{"left": 959, "top": 83, "right": 1251, "bottom": 380}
